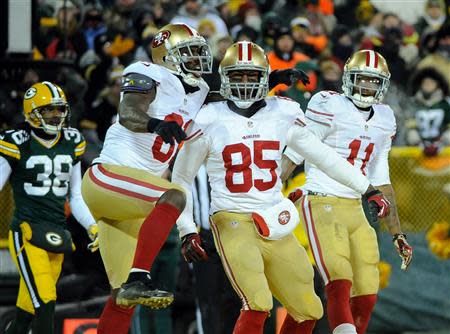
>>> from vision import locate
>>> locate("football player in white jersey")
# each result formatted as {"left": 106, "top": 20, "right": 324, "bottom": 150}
{"left": 172, "top": 41, "right": 391, "bottom": 334}
{"left": 285, "top": 50, "right": 414, "bottom": 334}
{"left": 81, "top": 23, "right": 212, "bottom": 334}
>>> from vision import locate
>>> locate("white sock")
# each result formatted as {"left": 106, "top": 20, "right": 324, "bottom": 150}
{"left": 130, "top": 268, "right": 150, "bottom": 274}
{"left": 333, "top": 323, "right": 357, "bottom": 334}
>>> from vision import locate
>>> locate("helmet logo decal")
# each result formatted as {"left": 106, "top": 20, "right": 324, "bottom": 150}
{"left": 24, "top": 87, "right": 37, "bottom": 99}
{"left": 152, "top": 30, "right": 171, "bottom": 48}
{"left": 365, "top": 50, "right": 378, "bottom": 68}
{"left": 238, "top": 41, "right": 252, "bottom": 63}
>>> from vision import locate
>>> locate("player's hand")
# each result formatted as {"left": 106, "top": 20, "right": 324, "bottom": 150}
{"left": 364, "top": 188, "right": 390, "bottom": 218}
{"left": 269, "top": 69, "right": 310, "bottom": 90}
{"left": 148, "top": 118, "right": 187, "bottom": 145}
{"left": 87, "top": 223, "right": 99, "bottom": 252}
{"left": 181, "top": 233, "right": 208, "bottom": 263}
{"left": 288, "top": 189, "right": 303, "bottom": 203}
{"left": 393, "top": 233, "right": 413, "bottom": 270}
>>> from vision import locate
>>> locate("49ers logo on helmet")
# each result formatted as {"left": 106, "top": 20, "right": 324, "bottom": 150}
{"left": 152, "top": 30, "right": 171, "bottom": 48}
{"left": 278, "top": 210, "right": 291, "bottom": 225}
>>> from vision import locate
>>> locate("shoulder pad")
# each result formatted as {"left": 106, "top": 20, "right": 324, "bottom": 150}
{"left": 62, "top": 128, "right": 86, "bottom": 157}
{"left": 122, "top": 72, "right": 156, "bottom": 94}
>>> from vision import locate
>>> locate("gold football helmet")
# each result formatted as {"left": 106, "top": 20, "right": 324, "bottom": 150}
{"left": 23, "top": 81, "right": 69, "bottom": 134}
{"left": 219, "top": 41, "right": 270, "bottom": 108}
{"left": 151, "top": 23, "right": 212, "bottom": 86}
{"left": 342, "top": 50, "right": 390, "bottom": 108}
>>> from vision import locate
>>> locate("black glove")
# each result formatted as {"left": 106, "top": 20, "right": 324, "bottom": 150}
{"left": 147, "top": 118, "right": 187, "bottom": 145}
{"left": 181, "top": 233, "right": 209, "bottom": 263}
{"left": 268, "top": 69, "right": 310, "bottom": 90}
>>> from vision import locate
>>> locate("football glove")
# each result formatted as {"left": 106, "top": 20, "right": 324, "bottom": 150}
{"left": 393, "top": 233, "right": 413, "bottom": 270}
{"left": 288, "top": 188, "right": 304, "bottom": 204}
{"left": 181, "top": 233, "right": 208, "bottom": 263}
{"left": 268, "top": 69, "right": 310, "bottom": 90}
{"left": 87, "top": 223, "right": 99, "bottom": 253}
{"left": 364, "top": 189, "right": 390, "bottom": 218}
{"left": 147, "top": 118, "right": 187, "bottom": 145}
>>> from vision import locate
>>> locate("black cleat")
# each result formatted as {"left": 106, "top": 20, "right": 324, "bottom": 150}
{"left": 116, "top": 275, "right": 174, "bottom": 309}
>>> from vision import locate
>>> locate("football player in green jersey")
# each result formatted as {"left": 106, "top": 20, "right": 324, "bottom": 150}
{"left": 1, "top": 81, "right": 99, "bottom": 334}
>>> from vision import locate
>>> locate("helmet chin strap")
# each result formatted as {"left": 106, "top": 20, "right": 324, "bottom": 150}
{"left": 181, "top": 73, "right": 201, "bottom": 87}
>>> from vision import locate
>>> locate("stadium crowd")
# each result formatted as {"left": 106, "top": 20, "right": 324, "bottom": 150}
{"left": 0, "top": 0, "right": 449, "bottom": 333}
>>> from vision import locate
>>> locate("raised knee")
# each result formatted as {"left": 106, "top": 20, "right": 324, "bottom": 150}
{"left": 158, "top": 189, "right": 186, "bottom": 211}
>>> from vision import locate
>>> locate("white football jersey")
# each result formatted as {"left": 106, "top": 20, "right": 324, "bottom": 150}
{"left": 194, "top": 97, "right": 303, "bottom": 214}
{"left": 94, "top": 61, "right": 209, "bottom": 176}
{"left": 302, "top": 91, "right": 396, "bottom": 198}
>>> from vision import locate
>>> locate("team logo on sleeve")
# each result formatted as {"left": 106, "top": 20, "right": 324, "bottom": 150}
{"left": 152, "top": 30, "right": 171, "bottom": 48}
{"left": 278, "top": 211, "right": 291, "bottom": 225}
{"left": 24, "top": 87, "right": 37, "bottom": 99}
{"left": 46, "top": 232, "right": 63, "bottom": 246}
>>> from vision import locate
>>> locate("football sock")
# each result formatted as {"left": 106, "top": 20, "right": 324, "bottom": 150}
{"left": 97, "top": 297, "right": 135, "bottom": 334}
{"left": 131, "top": 203, "right": 181, "bottom": 271}
{"left": 5, "top": 307, "right": 33, "bottom": 334}
{"left": 32, "top": 301, "right": 55, "bottom": 334}
{"left": 326, "top": 279, "right": 354, "bottom": 330}
{"left": 280, "top": 314, "right": 316, "bottom": 334}
{"left": 350, "top": 294, "right": 377, "bottom": 334}
{"left": 333, "top": 323, "right": 357, "bottom": 334}
{"left": 233, "top": 310, "right": 268, "bottom": 334}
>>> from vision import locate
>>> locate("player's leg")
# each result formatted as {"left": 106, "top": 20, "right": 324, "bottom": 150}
{"left": 349, "top": 218, "right": 380, "bottom": 334}
{"left": 210, "top": 212, "right": 272, "bottom": 334}
{"left": 8, "top": 229, "right": 59, "bottom": 334}
{"left": 82, "top": 163, "right": 180, "bottom": 306}
{"left": 300, "top": 196, "right": 356, "bottom": 334}
{"left": 264, "top": 234, "right": 322, "bottom": 334}
{"left": 6, "top": 231, "right": 34, "bottom": 334}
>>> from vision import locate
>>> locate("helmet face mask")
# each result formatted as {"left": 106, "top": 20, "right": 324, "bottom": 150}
{"left": 23, "top": 82, "right": 69, "bottom": 135}
{"left": 151, "top": 24, "right": 213, "bottom": 86}
{"left": 219, "top": 42, "right": 269, "bottom": 109}
{"left": 342, "top": 50, "right": 390, "bottom": 108}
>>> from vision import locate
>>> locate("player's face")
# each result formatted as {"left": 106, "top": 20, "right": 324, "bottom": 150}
{"left": 38, "top": 106, "right": 66, "bottom": 126}
{"left": 179, "top": 44, "right": 211, "bottom": 76}
{"left": 354, "top": 75, "right": 381, "bottom": 97}
{"left": 228, "top": 70, "right": 260, "bottom": 99}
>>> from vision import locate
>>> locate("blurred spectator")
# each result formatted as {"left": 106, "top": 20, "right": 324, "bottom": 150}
{"left": 290, "top": 16, "right": 328, "bottom": 58}
{"left": 273, "top": 0, "right": 307, "bottom": 24}
{"left": 258, "top": 11, "right": 282, "bottom": 51}
{"left": 319, "top": 59, "right": 343, "bottom": 92}
{"left": 329, "top": 24, "right": 355, "bottom": 68}
{"left": 267, "top": 27, "right": 309, "bottom": 93}
{"left": 171, "top": 0, "right": 228, "bottom": 37}
{"left": 82, "top": 3, "right": 107, "bottom": 50}
{"left": 130, "top": 4, "right": 155, "bottom": 45}
{"left": 237, "top": 0, "right": 261, "bottom": 33}
{"left": 415, "top": 0, "right": 448, "bottom": 35}
{"left": 234, "top": 25, "right": 258, "bottom": 42}
{"left": 198, "top": 18, "right": 218, "bottom": 40}
{"left": 416, "top": 22, "right": 450, "bottom": 88}
{"left": 104, "top": 0, "right": 136, "bottom": 35}
{"left": 46, "top": 3, "right": 88, "bottom": 63}
{"left": 405, "top": 68, "right": 450, "bottom": 156}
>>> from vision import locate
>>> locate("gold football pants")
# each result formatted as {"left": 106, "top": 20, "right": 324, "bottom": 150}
{"left": 210, "top": 211, "right": 323, "bottom": 323}
{"left": 299, "top": 195, "right": 380, "bottom": 296}
{"left": 81, "top": 163, "right": 181, "bottom": 288}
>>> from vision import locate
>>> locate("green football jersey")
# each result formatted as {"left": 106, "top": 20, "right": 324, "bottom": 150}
{"left": 413, "top": 98, "right": 450, "bottom": 141}
{"left": 0, "top": 127, "right": 86, "bottom": 231}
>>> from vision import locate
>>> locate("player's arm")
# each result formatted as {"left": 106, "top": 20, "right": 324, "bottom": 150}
{"left": 282, "top": 112, "right": 333, "bottom": 181}
{"left": 119, "top": 72, "right": 186, "bottom": 143}
{"left": 69, "top": 161, "right": 99, "bottom": 252}
{"left": 172, "top": 134, "right": 209, "bottom": 238}
{"left": 367, "top": 135, "right": 413, "bottom": 269}
{"left": 0, "top": 156, "right": 12, "bottom": 190}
